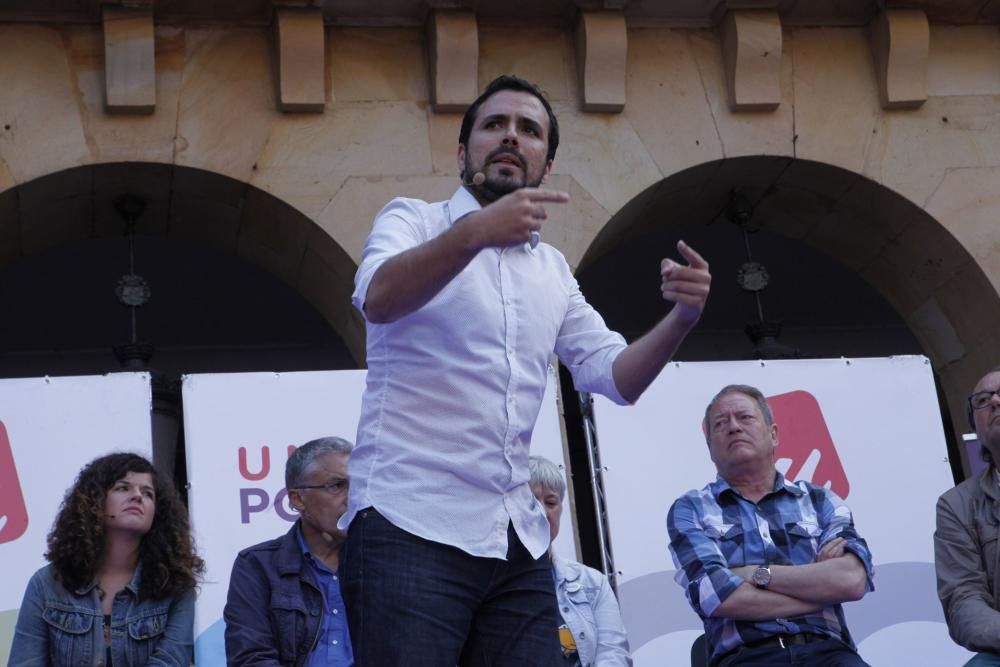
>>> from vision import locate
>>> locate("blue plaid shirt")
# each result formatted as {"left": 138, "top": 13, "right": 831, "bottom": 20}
{"left": 667, "top": 472, "right": 874, "bottom": 664}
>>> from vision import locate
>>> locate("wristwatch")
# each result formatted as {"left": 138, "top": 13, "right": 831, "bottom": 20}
{"left": 752, "top": 565, "right": 771, "bottom": 589}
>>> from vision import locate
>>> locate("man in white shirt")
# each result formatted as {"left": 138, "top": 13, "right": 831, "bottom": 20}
{"left": 340, "top": 74, "right": 711, "bottom": 666}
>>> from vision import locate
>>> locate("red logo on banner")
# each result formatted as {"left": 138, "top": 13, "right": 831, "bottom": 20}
{"left": 769, "top": 390, "right": 850, "bottom": 499}
{"left": 0, "top": 420, "right": 30, "bottom": 544}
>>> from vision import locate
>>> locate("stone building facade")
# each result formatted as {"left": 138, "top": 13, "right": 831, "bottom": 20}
{"left": 1, "top": 1, "right": 999, "bottom": 473}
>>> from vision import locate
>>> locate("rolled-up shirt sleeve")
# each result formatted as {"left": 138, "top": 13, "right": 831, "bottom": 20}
{"left": 554, "top": 273, "right": 628, "bottom": 405}
{"left": 816, "top": 489, "right": 875, "bottom": 592}
{"left": 352, "top": 198, "right": 428, "bottom": 318}
{"left": 667, "top": 494, "right": 746, "bottom": 619}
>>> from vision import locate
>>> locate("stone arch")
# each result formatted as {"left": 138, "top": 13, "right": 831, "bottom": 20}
{"left": 0, "top": 161, "right": 365, "bottom": 367}
{"left": 578, "top": 156, "right": 1000, "bottom": 457}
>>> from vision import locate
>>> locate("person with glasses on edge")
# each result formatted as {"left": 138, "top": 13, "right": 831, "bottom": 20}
{"left": 224, "top": 437, "right": 354, "bottom": 667}
{"left": 936, "top": 366, "right": 1000, "bottom": 667}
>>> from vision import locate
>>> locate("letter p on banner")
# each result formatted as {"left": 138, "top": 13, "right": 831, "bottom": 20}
{"left": 0, "top": 420, "right": 29, "bottom": 544}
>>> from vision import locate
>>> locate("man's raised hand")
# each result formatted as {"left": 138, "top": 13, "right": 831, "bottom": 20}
{"left": 462, "top": 187, "right": 569, "bottom": 250}
{"left": 660, "top": 240, "right": 711, "bottom": 325}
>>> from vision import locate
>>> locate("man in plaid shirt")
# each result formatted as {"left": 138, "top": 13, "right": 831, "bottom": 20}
{"left": 667, "top": 384, "right": 874, "bottom": 666}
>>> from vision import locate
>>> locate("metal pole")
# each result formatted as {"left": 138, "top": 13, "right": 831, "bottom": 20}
{"left": 578, "top": 390, "right": 619, "bottom": 593}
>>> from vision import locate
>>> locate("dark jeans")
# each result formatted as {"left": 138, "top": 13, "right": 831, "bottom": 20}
{"left": 717, "top": 637, "right": 871, "bottom": 667}
{"left": 340, "top": 507, "right": 563, "bottom": 667}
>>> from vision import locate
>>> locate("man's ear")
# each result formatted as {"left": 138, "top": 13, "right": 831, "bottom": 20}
{"left": 457, "top": 144, "right": 467, "bottom": 178}
{"left": 541, "top": 159, "right": 553, "bottom": 183}
{"left": 287, "top": 489, "right": 304, "bottom": 513}
{"left": 770, "top": 423, "right": 779, "bottom": 451}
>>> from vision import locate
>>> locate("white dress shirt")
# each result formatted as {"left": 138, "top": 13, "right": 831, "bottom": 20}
{"left": 343, "top": 186, "right": 628, "bottom": 559}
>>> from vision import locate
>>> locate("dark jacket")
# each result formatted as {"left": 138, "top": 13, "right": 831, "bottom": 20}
{"left": 224, "top": 522, "right": 324, "bottom": 667}
{"left": 935, "top": 466, "right": 1000, "bottom": 653}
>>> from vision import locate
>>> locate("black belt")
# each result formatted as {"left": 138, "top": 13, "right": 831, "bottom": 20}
{"left": 742, "top": 633, "right": 827, "bottom": 651}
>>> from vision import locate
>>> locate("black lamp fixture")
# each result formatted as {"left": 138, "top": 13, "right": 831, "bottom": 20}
{"left": 109, "top": 194, "right": 185, "bottom": 483}
{"left": 725, "top": 189, "right": 799, "bottom": 360}
{"left": 112, "top": 194, "right": 154, "bottom": 369}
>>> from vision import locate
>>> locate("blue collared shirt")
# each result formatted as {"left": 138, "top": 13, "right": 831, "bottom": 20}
{"left": 345, "top": 185, "right": 628, "bottom": 559}
{"left": 667, "top": 472, "right": 875, "bottom": 663}
{"left": 297, "top": 527, "right": 353, "bottom": 667}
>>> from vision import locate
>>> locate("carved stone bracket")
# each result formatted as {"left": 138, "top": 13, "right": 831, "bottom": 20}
{"left": 103, "top": 5, "right": 155, "bottom": 114}
{"left": 720, "top": 9, "right": 782, "bottom": 112}
{"left": 274, "top": 8, "right": 326, "bottom": 112}
{"left": 871, "top": 9, "right": 929, "bottom": 110}
{"left": 576, "top": 11, "right": 627, "bottom": 113}
{"left": 426, "top": 10, "right": 478, "bottom": 113}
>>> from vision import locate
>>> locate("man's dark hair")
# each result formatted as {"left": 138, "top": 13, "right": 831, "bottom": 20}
{"left": 458, "top": 75, "right": 560, "bottom": 164}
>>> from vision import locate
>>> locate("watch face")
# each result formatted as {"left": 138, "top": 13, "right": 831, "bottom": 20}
{"left": 753, "top": 565, "right": 770, "bottom": 588}
{"left": 736, "top": 261, "right": 770, "bottom": 292}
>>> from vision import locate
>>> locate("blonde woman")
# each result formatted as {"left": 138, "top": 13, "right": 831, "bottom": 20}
{"left": 529, "top": 455, "right": 632, "bottom": 667}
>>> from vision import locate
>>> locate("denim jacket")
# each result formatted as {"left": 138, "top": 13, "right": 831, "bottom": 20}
{"left": 224, "top": 522, "right": 325, "bottom": 667}
{"left": 553, "top": 556, "right": 632, "bottom": 667}
{"left": 9, "top": 563, "right": 195, "bottom": 666}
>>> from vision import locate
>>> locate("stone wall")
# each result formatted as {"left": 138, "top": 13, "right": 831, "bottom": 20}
{"left": 1, "top": 20, "right": 999, "bottom": 446}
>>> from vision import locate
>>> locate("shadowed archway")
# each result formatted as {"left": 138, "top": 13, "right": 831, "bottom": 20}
{"left": 578, "top": 156, "right": 1000, "bottom": 472}
{"left": 0, "top": 162, "right": 365, "bottom": 480}
{"left": 0, "top": 162, "right": 364, "bottom": 377}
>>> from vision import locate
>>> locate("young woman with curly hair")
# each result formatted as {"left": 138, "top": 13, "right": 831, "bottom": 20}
{"left": 9, "top": 452, "right": 204, "bottom": 666}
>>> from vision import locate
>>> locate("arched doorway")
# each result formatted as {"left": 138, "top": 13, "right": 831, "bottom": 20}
{"left": 0, "top": 162, "right": 363, "bottom": 476}
{"left": 576, "top": 156, "right": 999, "bottom": 474}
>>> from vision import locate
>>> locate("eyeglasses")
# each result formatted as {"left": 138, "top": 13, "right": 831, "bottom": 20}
{"left": 968, "top": 389, "right": 1000, "bottom": 411}
{"left": 294, "top": 478, "right": 349, "bottom": 495}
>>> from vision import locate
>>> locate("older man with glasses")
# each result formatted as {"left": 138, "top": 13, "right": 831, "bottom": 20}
{"left": 936, "top": 366, "right": 1000, "bottom": 667}
{"left": 225, "top": 436, "right": 354, "bottom": 667}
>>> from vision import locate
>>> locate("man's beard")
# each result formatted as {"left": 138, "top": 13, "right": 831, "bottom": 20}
{"left": 463, "top": 147, "right": 543, "bottom": 203}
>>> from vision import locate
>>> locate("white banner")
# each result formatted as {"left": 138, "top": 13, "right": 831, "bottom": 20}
{"left": 0, "top": 373, "right": 153, "bottom": 664}
{"left": 533, "top": 365, "right": 577, "bottom": 561}
{"left": 593, "top": 357, "right": 971, "bottom": 666}
{"left": 185, "top": 367, "right": 570, "bottom": 664}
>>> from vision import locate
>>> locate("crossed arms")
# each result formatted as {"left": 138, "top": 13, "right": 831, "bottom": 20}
{"left": 667, "top": 489, "right": 874, "bottom": 622}
{"left": 719, "top": 538, "right": 869, "bottom": 620}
